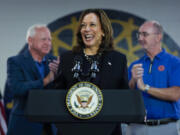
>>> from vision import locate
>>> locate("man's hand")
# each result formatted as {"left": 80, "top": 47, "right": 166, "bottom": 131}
{"left": 131, "top": 64, "right": 144, "bottom": 82}
{"left": 129, "top": 63, "right": 144, "bottom": 89}
{"left": 49, "top": 56, "right": 60, "bottom": 76}
{"left": 137, "top": 78, "right": 146, "bottom": 91}
{"left": 43, "top": 56, "right": 60, "bottom": 86}
{"left": 43, "top": 71, "right": 54, "bottom": 86}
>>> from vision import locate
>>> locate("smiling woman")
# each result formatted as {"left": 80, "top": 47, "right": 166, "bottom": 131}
{"left": 54, "top": 9, "right": 129, "bottom": 135}
{"left": 80, "top": 13, "right": 104, "bottom": 51}
{"left": 74, "top": 9, "right": 114, "bottom": 56}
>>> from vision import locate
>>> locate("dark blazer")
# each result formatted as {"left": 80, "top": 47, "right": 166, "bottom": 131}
{"left": 55, "top": 50, "right": 129, "bottom": 90}
{"left": 55, "top": 50, "right": 129, "bottom": 135}
{"left": 6, "top": 49, "right": 55, "bottom": 135}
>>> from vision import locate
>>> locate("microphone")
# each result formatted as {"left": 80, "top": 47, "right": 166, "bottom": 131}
{"left": 90, "top": 60, "right": 99, "bottom": 78}
{"left": 72, "top": 56, "right": 82, "bottom": 79}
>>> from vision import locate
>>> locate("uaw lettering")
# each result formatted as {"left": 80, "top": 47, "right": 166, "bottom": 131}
{"left": 66, "top": 82, "right": 103, "bottom": 119}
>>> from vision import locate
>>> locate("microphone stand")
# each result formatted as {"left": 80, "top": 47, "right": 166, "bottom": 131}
{"left": 90, "top": 60, "right": 99, "bottom": 79}
{"left": 72, "top": 57, "right": 100, "bottom": 82}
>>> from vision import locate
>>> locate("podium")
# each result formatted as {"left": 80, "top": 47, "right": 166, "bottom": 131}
{"left": 25, "top": 89, "right": 146, "bottom": 135}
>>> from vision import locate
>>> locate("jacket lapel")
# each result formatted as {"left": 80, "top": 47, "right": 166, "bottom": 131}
{"left": 44, "top": 56, "right": 50, "bottom": 77}
{"left": 22, "top": 50, "right": 42, "bottom": 79}
{"left": 98, "top": 52, "right": 112, "bottom": 88}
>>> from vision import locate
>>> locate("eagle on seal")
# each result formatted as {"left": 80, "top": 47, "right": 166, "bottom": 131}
{"left": 76, "top": 95, "right": 93, "bottom": 108}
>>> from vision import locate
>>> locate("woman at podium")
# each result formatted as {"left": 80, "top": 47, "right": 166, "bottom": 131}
{"left": 54, "top": 8, "right": 129, "bottom": 135}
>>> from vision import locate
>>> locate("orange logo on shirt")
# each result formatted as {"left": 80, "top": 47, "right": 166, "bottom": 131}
{"left": 158, "top": 65, "right": 165, "bottom": 71}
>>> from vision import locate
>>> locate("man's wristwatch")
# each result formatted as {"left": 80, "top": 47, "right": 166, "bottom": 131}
{"left": 144, "top": 84, "right": 150, "bottom": 92}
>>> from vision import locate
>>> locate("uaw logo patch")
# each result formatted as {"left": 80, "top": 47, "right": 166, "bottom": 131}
{"left": 158, "top": 65, "right": 165, "bottom": 71}
{"left": 66, "top": 82, "right": 103, "bottom": 119}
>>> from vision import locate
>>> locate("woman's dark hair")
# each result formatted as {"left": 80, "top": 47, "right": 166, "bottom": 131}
{"left": 73, "top": 9, "right": 114, "bottom": 54}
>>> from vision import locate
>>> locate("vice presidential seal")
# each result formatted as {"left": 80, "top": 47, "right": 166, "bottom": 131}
{"left": 66, "top": 82, "right": 103, "bottom": 119}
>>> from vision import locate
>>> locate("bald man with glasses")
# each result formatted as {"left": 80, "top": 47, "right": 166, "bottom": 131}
{"left": 127, "top": 21, "right": 180, "bottom": 135}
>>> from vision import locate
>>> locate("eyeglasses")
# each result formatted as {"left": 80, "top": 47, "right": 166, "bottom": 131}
{"left": 136, "top": 32, "right": 158, "bottom": 39}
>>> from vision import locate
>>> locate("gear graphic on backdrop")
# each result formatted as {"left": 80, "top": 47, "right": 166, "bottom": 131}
{"left": 48, "top": 9, "right": 180, "bottom": 66}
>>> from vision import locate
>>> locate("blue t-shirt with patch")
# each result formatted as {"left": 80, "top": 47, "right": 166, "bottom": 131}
{"left": 128, "top": 49, "right": 180, "bottom": 119}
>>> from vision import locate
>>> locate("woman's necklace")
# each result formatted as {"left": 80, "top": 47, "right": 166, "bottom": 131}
{"left": 83, "top": 49, "right": 102, "bottom": 63}
{"left": 83, "top": 49, "right": 94, "bottom": 63}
